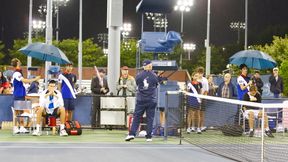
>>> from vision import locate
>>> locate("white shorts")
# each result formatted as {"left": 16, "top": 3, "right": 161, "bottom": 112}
{"left": 244, "top": 110, "right": 260, "bottom": 119}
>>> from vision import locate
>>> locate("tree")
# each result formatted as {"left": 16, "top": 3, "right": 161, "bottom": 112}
{"left": 56, "top": 38, "right": 104, "bottom": 67}
{"left": 8, "top": 37, "right": 45, "bottom": 66}
{"left": 254, "top": 35, "right": 288, "bottom": 65}
{"left": 253, "top": 35, "right": 288, "bottom": 96}
{"left": 7, "top": 38, "right": 104, "bottom": 67}
{"left": 279, "top": 60, "right": 288, "bottom": 96}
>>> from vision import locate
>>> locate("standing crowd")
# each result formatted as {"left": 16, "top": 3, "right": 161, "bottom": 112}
{"left": 1, "top": 57, "right": 284, "bottom": 139}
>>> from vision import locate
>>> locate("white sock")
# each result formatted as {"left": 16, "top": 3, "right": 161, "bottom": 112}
{"left": 20, "top": 126, "right": 24, "bottom": 129}
{"left": 60, "top": 124, "right": 65, "bottom": 130}
{"left": 14, "top": 126, "right": 18, "bottom": 130}
{"left": 36, "top": 124, "right": 40, "bottom": 131}
{"left": 250, "top": 128, "right": 254, "bottom": 131}
{"left": 265, "top": 128, "right": 270, "bottom": 131}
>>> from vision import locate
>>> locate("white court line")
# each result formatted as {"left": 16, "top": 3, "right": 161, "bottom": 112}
{"left": 0, "top": 146, "right": 199, "bottom": 149}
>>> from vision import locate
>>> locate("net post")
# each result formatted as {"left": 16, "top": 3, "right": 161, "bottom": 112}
{"left": 164, "top": 92, "right": 168, "bottom": 141}
{"left": 261, "top": 106, "right": 265, "bottom": 162}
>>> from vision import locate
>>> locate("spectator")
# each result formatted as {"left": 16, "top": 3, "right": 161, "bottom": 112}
{"left": 237, "top": 64, "right": 253, "bottom": 100}
{"left": 11, "top": 58, "right": 40, "bottom": 134}
{"left": 116, "top": 66, "right": 136, "bottom": 96}
{"left": 0, "top": 71, "right": 9, "bottom": 94}
{"left": 217, "top": 73, "right": 237, "bottom": 98}
{"left": 186, "top": 72, "right": 202, "bottom": 134}
{"left": 242, "top": 85, "right": 273, "bottom": 137}
{"left": 90, "top": 69, "right": 109, "bottom": 128}
{"left": 125, "top": 60, "right": 159, "bottom": 142}
{"left": 32, "top": 80, "right": 68, "bottom": 136}
{"left": 59, "top": 64, "right": 77, "bottom": 121}
{"left": 252, "top": 70, "right": 264, "bottom": 95}
{"left": 196, "top": 67, "right": 208, "bottom": 132}
{"left": 269, "top": 67, "right": 283, "bottom": 98}
{"left": 207, "top": 74, "right": 217, "bottom": 96}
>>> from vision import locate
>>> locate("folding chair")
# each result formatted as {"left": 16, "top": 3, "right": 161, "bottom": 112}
{"left": 11, "top": 100, "right": 34, "bottom": 134}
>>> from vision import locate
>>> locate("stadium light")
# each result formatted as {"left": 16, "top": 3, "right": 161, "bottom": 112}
{"left": 230, "top": 22, "right": 245, "bottom": 44}
{"left": 174, "top": 0, "right": 194, "bottom": 69}
{"left": 183, "top": 43, "right": 196, "bottom": 60}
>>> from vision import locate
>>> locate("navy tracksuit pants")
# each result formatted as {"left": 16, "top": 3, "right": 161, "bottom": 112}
{"left": 129, "top": 100, "right": 157, "bottom": 138}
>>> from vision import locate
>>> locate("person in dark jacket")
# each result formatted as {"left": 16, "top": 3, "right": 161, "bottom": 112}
{"left": 252, "top": 70, "right": 263, "bottom": 95}
{"left": 90, "top": 69, "right": 109, "bottom": 128}
{"left": 217, "top": 73, "right": 237, "bottom": 98}
{"left": 269, "top": 67, "right": 283, "bottom": 98}
{"left": 125, "top": 60, "right": 159, "bottom": 142}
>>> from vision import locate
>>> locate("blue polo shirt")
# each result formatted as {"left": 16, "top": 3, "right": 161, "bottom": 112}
{"left": 59, "top": 73, "right": 76, "bottom": 99}
{"left": 12, "top": 71, "right": 26, "bottom": 99}
{"left": 136, "top": 70, "right": 159, "bottom": 102}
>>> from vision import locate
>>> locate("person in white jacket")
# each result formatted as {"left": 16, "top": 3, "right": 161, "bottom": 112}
{"left": 32, "top": 80, "right": 68, "bottom": 136}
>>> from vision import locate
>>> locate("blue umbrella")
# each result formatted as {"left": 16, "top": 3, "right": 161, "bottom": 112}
{"left": 229, "top": 50, "right": 277, "bottom": 70}
{"left": 19, "top": 42, "right": 70, "bottom": 64}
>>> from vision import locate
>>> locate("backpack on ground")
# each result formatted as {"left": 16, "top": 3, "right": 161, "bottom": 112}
{"left": 221, "top": 124, "right": 243, "bottom": 136}
{"left": 65, "top": 121, "right": 82, "bottom": 135}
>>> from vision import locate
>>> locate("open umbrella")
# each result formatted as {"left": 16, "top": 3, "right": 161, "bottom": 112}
{"left": 229, "top": 50, "right": 277, "bottom": 70}
{"left": 19, "top": 42, "right": 70, "bottom": 64}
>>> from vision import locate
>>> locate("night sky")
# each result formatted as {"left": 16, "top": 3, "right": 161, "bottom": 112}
{"left": 1, "top": 0, "right": 288, "bottom": 50}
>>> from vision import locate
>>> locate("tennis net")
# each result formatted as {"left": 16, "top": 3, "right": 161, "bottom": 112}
{"left": 180, "top": 91, "right": 288, "bottom": 162}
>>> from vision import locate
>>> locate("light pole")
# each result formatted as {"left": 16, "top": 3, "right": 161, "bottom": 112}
{"left": 230, "top": 22, "right": 245, "bottom": 44}
{"left": 32, "top": 20, "right": 46, "bottom": 38}
{"left": 53, "top": 0, "right": 70, "bottom": 42}
{"left": 205, "top": 0, "right": 211, "bottom": 75}
{"left": 174, "top": 0, "right": 194, "bottom": 69}
{"left": 183, "top": 43, "right": 196, "bottom": 60}
{"left": 39, "top": 0, "right": 69, "bottom": 42}
{"left": 78, "top": 0, "right": 83, "bottom": 89}
{"left": 27, "top": 0, "right": 33, "bottom": 78}
{"left": 44, "top": 0, "right": 53, "bottom": 88}
{"left": 245, "top": 0, "right": 248, "bottom": 50}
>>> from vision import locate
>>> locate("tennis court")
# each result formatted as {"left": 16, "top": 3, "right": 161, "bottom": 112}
{"left": 0, "top": 129, "right": 234, "bottom": 162}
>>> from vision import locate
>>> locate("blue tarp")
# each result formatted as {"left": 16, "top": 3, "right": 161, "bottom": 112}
{"left": 136, "top": 0, "right": 174, "bottom": 13}
{"left": 140, "top": 31, "right": 182, "bottom": 53}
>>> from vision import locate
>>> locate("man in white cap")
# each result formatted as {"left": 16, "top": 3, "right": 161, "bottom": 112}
{"left": 269, "top": 67, "right": 283, "bottom": 98}
{"left": 125, "top": 60, "right": 159, "bottom": 142}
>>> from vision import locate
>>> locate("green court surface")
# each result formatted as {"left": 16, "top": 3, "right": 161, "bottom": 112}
{"left": 0, "top": 129, "right": 181, "bottom": 144}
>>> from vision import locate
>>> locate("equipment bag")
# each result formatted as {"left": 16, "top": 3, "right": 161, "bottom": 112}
{"left": 65, "top": 121, "right": 82, "bottom": 135}
{"left": 221, "top": 124, "right": 243, "bottom": 137}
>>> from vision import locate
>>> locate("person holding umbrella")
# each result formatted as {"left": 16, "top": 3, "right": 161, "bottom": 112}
{"left": 11, "top": 58, "right": 40, "bottom": 134}
{"left": 237, "top": 64, "right": 253, "bottom": 100}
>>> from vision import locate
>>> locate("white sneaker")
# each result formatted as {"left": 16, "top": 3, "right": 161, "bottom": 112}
{"left": 60, "top": 129, "right": 68, "bottom": 136}
{"left": 32, "top": 130, "right": 42, "bottom": 136}
{"left": 13, "top": 127, "right": 20, "bottom": 135}
{"left": 146, "top": 138, "right": 152, "bottom": 142}
{"left": 186, "top": 128, "right": 191, "bottom": 134}
{"left": 197, "top": 128, "right": 202, "bottom": 134}
{"left": 201, "top": 126, "right": 207, "bottom": 131}
{"left": 125, "top": 135, "right": 135, "bottom": 141}
{"left": 19, "top": 127, "right": 29, "bottom": 133}
{"left": 191, "top": 127, "right": 196, "bottom": 132}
